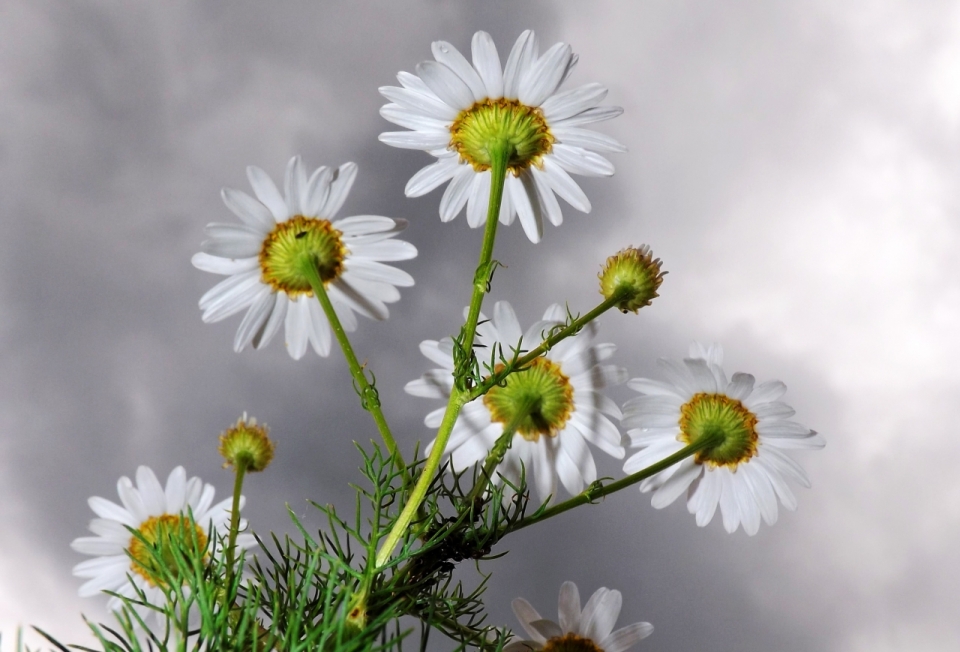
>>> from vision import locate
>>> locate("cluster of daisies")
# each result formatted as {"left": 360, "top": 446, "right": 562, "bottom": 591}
{"left": 71, "top": 28, "right": 824, "bottom": 645}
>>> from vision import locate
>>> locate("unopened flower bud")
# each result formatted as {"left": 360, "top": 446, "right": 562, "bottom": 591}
{"left": 598, "top": 245, "right": 665, "bottom": 313}
{"left": 218, "top": 413, "right": 275, "bottom": 472}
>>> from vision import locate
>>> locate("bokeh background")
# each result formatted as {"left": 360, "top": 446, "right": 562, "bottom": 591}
{"left": 2, "top": 1, "right": 959, "bottom": 650}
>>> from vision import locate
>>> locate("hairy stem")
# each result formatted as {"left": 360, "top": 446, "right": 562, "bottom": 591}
{"left": 300, "top": 259, "right": 409, "bottom": 483}
{"left": 506, "top": 431, "right": 724, "bottom": 533}
{"left": 375, "top": 143, "right": 511, "bottom": 568}
{"left": 223, "top": 461, "right": 247, "bottom": 594}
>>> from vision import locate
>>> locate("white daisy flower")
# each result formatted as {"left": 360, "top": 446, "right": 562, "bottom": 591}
{"left": 622, "top": 342, "right": 826, "bottom": 535}
{"left": 405, "top": 301, "right": 626, "bottom": 504}
{"left": 505, "top": 582, "right": 653, "bottom": 652}
{"left": 71, "top": 466, "right": 256, "bottom": 623}
{"left": 193, "top": 156, "right": 417, "bottom": 360}
{"left": 379, "top": 30, "right": 624, "bottom": 243}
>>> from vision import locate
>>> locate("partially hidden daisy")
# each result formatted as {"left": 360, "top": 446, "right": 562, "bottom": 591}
{"left": 379, "top": 30, "right": 624, "bottom": 243}
{"left": 71, "top": 466, "right": 255, "bottom": 622}
{"left": 505, "top": 581, "right": 653, "bottom": 652}
{"left": 405, "top": 301, "right": 626, "bottom": 504}
{"left": 193, "top": 156, "right": 417, "bottom": 359}
{"left": 621, "top": 343, "right": 826, "bottom": 535}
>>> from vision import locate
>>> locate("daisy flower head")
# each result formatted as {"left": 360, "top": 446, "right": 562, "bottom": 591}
{"left": 379, "top": 30, "right": 625, "bottom": 243}
{"left": 505, "top": 581, "right": 653, "bottom": 652}
{"left": 71, "top": 466, "right": 255, "bottom": 622}
{"left": 405, "top": 301, "right": 627, "bottom": 504}
{"left": 193, "top": 156, "right": 417, "bottom": 360}
{"left": 621, "top": 343, "right": 826, "bottom": 535}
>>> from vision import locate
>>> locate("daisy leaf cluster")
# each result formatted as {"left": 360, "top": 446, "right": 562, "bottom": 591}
{"left": 36, "top": 28, "right": 826, "bottom": 652}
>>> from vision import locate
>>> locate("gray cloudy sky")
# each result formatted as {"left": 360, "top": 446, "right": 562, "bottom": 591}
{"left": 2, "top": 1, "right": 959, "bottom": 650}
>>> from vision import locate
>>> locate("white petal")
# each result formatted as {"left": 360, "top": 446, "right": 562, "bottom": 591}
{"left": 542, "top": 157, "right": 591, "bottom": 212}
{"left": 405, "top": 157, "right": 460, "bottom": 197}
{"left": 560, "top": 430, "right": 596, "bottom": 485}
{"left": 626, "top": 377, "right": 685, "bottom": 398}
{"left": 583, "top": 589, "right": 622, "bottom": 642}
{"left": 221, "top": 188, "right": 276, "bottom": 231}
{"left": 201, "top": 224, "right": 264, "bottom": 259}
{"left": 725, "top": 372, "right": 755, "bottom": 400}
{"left": 757, "top": 420, "right": 813, "bottom": 438}
{"left": 471, "top": 31, "right": 503, "bottom": 98}
{"left": 551, "top": 144, "right": 615, "bottom": 177}
{"left": 88, "top": 496, "right": 136, "bottom": 527}
{"left": 246, "top": 166, "right": 289, "bottom": 221}
{"left": 416, "top": 61, "right": 475, "bottom": 110}
{"left": 304, "top": 165, "right": 333, "bottom": 217}
{"left": 718, "top": 469, "right": 741, "bottom": 533}
{"left": 283, "top": 155, "right": 306, "bottom": 216}
{"left": 191, "top": 252, "right": 259, "bottom": 276}
{"left": 71, "top": 537, "right": 125, "bottom": 557}
{"left": 379, "top": 130, "right": 452, "bottom": 150}
{"left": 530, "top": 166, "right": 563, "bottom": 227}
{"left": 254, "top": 292, "right": 287, "bottom": 349}
{"left": 466, "top": 169, "right": 491, "bottom": 227}
{"left": 528, "top": 620, "right": 563, "bottom": 641}
{"left": 328, "top": 278, "right": 386, "bottom": 321}
{"left": 432, "top": 40, "right": 486, "bottom": 101}
{"left": 552, "top": 126, "right": 626, "bottom": 153}
{"left": 336, "top": 214, "right": 406, "bottom": 236}
{"left": 353, "top": 239, "right": 417, "bottom": 262}
{"left": 419, "top": 338, "right": 454, "bottom": 368}
{"left": 541, "top": 83, "right": 608, "bottom": 122}
{"left": 135, "top": 467, "right": 166, "bottom": 515}
{"left": 346, "top": 259, "right": 414, "bottom": 287}
{"left": 378, "top": 85, "right": 460, "bottom": 120}
{"left": 558, "top": 581, "right": 581, "bottom": 634}
{"left": 199, "top": 271, "right": 263, "bottom": 322}
{"left": 601, "top": 623, "right": 655, "bottom": 652}
{"left": 405, "top": 372, "right": 451, "bottom": 399}
{"left": 397, "top": 70, "right": 431, "bottom": 93}
{"left": 651, "top": 459, "right": 701, "bottom": 509}
{"left": 493, "top": 301, "right": 523, "bottom": 349}
{"left": 439, "top": 165, "right": 475, "bottom": 221}
{"left": 306, "top": 295, "right": 332, "bottom": 356}
{"left": 319, "top": 162, "right": 358, "bottom": 219}
{"left": 511, "top": 172, "right": 543, "bottom": 243}
{"left": 519, "top": 42, "right": 572, "bottom": 107}
{"left": 512, "top": 597, "right": 546, "bottom": 643}
{"left": 745, "top": 380, "right": 788, "bottom": 407}
{"left": 503, "top": 30, "right": 538, "bottom": 100}
{"left": 556, "top": 105, "right": 624, "bottom": 127}
{"left": 531, "top": 440, "right": 557, "bottom": 504}
{"left": 284, "top": 296, "right": 310, "bottom": 360}
{"left": 233, "top": 286, "right": 275, "bottom": 352}
{"left": 164, "top": 467, "right": 187, "bottom": 514}
{"left": 690, "top": 469, "right": 722, "bottom": 526}
{"left": 379, "top": 103, "right": 450, "bottom": 131}
{"left": 753, "top": 401, "right": 796, "bottom": 419}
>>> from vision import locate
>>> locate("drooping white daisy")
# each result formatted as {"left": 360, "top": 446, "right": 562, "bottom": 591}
{"left": 621, "top": 342, "right": 826, "bottom": 535}
{"left": 405, "top": 301, "right": 626, "bottom": 504}
{"left": 379, "top": 30, "right": 624, "bottom": 243}
{"left": 505, "top": 582, "right": 653, "bottom": 652}
{"left": 71, "top": 466, "right": 256, "bottom": 621}
{"left": 193, "top": 156, "right": 417, "bottom": 360}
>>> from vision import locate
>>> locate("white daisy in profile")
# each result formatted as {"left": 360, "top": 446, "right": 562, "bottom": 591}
{"left": 621, "top": 342, "right": 826, "bottom": 535}
{"left": 405, "top": 301, "right": 626, "bottom": 504}
{"left": 71, "top": 466, "right": 255, "bottom": 620}
{"left": 505, "top": 582, "right": 653, "bottom": 652}
{"left": 379, "top": 30, "right": 624, "bottom": 243}
{"left": 193, "top": 156, "right": 417, "bottom": 359}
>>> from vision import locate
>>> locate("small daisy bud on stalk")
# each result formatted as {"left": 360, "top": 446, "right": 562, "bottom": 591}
{"left": 219, "top": 412, "right": 275, "bottom": 472}
{"left": 599, "top": 245, "right": 665, "bottom": 313}
{"left": 220, "top": 413, "right": 273, "bottom": 594}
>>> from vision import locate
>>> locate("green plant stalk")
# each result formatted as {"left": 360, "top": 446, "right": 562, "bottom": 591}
{"left": 506, "top": 431, "right": 724, "bottom": 533}
{"left": 466, "top": 292, "right": 627, "bottom": 403}
{"left": 300, "top": 259, "right": 409, "bottom": 483}
{"left": 375, "top": 143, "right": 511, "bottom": 568}
{"left": 465, "top": 395, "right": 538, "bottom": 507}
{"left": 223, "top": 460, "right": 247, "bottom": 594}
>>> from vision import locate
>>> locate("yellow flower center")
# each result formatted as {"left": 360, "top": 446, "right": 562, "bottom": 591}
{"left": 679, "top": 393, "right": 759, "bottom": 469}
{"left": 483, "top": 358, "right": 574, "bottom": 442}
{"left": 128, "top": 514, "right": 208, "bottom": 588}
{"left": 541, "top": 633, "right": 603, "bottom": 652}
{"left": 449, "top": 98, "right": 554, "bottom": 174}
{"left": 259, "top": 216, "right": 347, "bottom": 297}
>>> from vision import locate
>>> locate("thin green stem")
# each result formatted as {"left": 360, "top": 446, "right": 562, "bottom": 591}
{"left": 223, "top": 461, "right": 247, "bottom": 593}
{"left": 466, "top": 292, "right": 626, "bottom": 403}
{"left": 506, "top": 431, "right": 724, "bottom": 533}
{"left": 465, "top": 395, "right": 538, "bottom": 507}
{"left": 300, "top": 260, "right": 409, "bottom": 483}
{"left": 375, "top": 143, "right": 511, "bottom": 568}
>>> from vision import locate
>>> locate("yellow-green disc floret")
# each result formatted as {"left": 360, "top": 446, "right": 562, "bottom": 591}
{"left": 450, "top": 99, "right": 555, "bottom": 174}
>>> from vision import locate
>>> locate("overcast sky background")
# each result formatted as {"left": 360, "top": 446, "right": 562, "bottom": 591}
{"left": 2, "top": 1, "right": 959, "bottom": 650}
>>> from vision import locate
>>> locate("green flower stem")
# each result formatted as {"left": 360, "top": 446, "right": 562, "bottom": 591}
{"left": 466, "top": 292, "right": 627, "bottom": 403}
{"left": 299, "top": 259, "right": 409, "bottom": 483}
{"left": 465, "top": 395, "right": 538, "bottom": 507}
{"left": 223, "top": 460, "right": 247, "bottom": 593}
{"left": 505, "top": 431, "right": 724, "bottom": 534}
{"left": 375, "top": 142, "right": 511, "bottom": 568}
